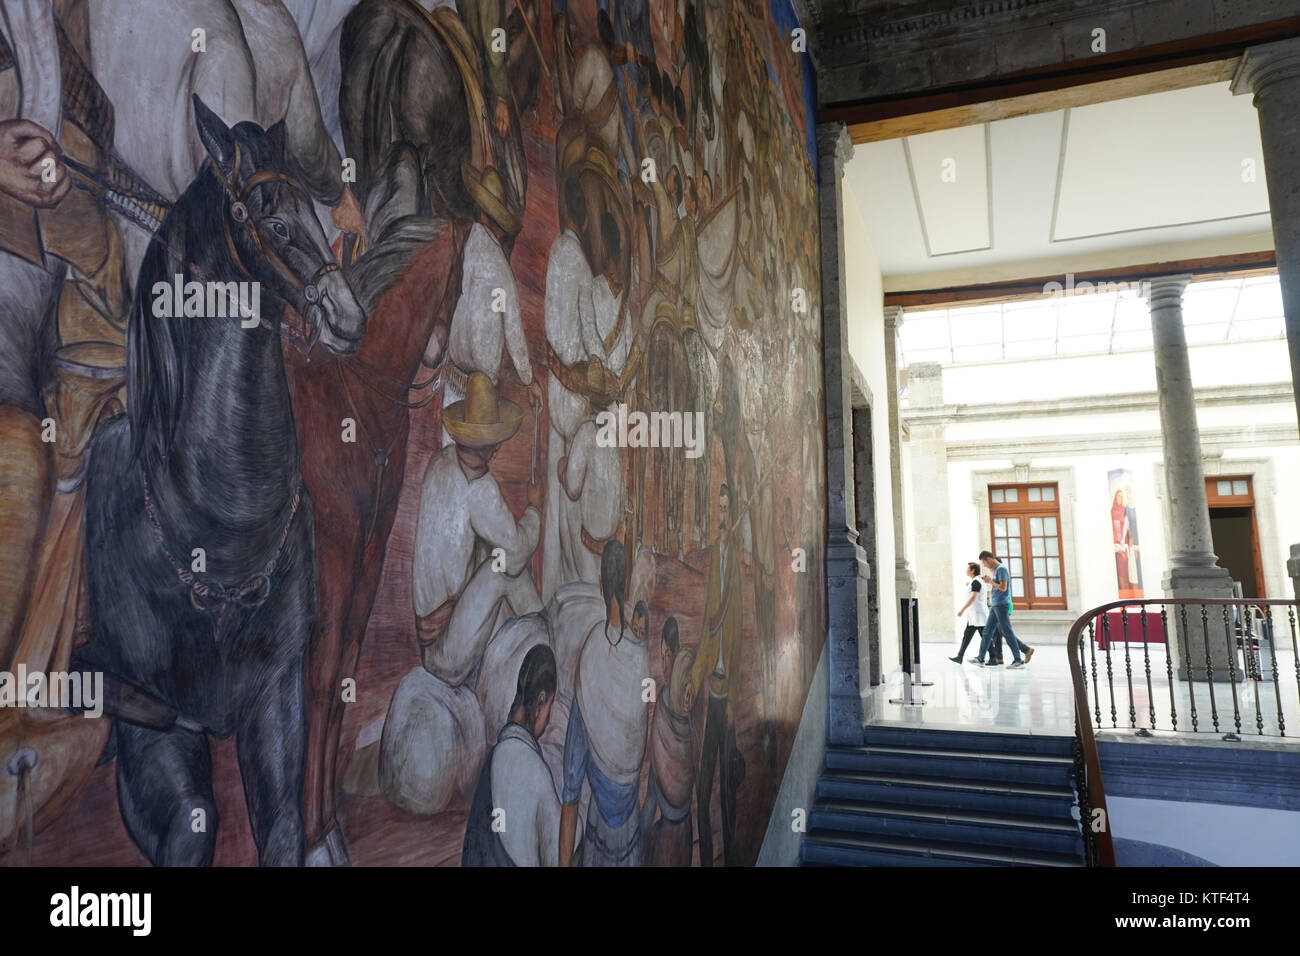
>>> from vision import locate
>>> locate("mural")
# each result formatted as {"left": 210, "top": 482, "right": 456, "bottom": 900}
{"left": 1108, "top": 468, "right": 1143, "bottom": 599}
{"left": 0, "top": 0, "right": 824, "bottom": 867}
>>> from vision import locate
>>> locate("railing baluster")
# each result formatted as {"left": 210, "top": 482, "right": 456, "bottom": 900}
{"left": 1221, "top": 605, "right": 1242, "bottom": 737}
{"left": 1122, "top": 608, "right": 1136, "bottom": 729}
{"left": 1181, "top": 604, "right": 1199, "bottom": 733}
{"left": 1244, "top": 606, "right": 1264, "bottom": 736}
{"left": 1088, "top": 619, "right": 1102, "bottom": 729}
{"left": 1162, "top": 608, "right": 1177, "bottom": 732}
{"left": 1290, "top": 606, "right": 1299, "bottom": 718}
{"left": 1141, "top": 608, "right": 1155, "bottom": 731}
{"left": 1103, "top": 612, "right": 1117, "bottom": 728}
{"left": 1264, "top": 606, "right": 1284, "bottom": 737}
{"left": 1201, "top": 605, "right": 1220, "bottom": 734}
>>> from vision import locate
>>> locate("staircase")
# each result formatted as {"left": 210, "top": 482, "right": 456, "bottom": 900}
{"left": 801, "top": 726, "right": 1087, "bottom": 866}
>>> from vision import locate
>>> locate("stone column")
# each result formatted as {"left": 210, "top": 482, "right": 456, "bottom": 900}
{"left": 905, "top": 362, "right": 953, "bottom": 649}
{"left": 1232, "top": 40, "right": 1300, "bottom": 614}
{"left": 883, "top": 306, "right": 917, "bottom": 601}
{"left": 1146, "top": 275, "right": 1236, "bottom": 681}
{"left": 817, "top": 121, "right": 867, "bottom": 743}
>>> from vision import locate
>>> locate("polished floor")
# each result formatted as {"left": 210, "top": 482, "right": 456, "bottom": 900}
{"left": 864, "top": 640, "right": 1300, "bottom": 742}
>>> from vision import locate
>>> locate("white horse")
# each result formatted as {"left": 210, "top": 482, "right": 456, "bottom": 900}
{"left": 89, "top": 0, "right": 343, "bottom": 280}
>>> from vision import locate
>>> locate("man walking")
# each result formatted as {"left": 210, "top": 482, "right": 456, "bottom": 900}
{"left": 974, "top": 551, "right": 1034, "bottom": 668}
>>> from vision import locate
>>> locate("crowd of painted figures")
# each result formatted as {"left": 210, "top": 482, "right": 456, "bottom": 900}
{"left": 0, "top": 0, "right": 823, "bottom": 867}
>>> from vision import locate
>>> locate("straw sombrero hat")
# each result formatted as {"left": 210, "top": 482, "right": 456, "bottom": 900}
{"left": 461, "top": 163, "right": 521, "bottom": 238}
{"left": 444, "top": 371, "right": 525, "bottom": 448}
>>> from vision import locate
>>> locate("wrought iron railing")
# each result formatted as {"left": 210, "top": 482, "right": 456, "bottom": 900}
{"left": 1067, "top": 597, "right": 1300, "bottom": 867}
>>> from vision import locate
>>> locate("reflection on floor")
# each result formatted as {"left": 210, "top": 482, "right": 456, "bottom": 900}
{"left": 864, "top": 641, "right": 1300, "bottom": 741}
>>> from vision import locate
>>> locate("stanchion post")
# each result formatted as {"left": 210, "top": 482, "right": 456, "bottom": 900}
{"left": 891, "top": 597, "right": 925, "bottom": 705}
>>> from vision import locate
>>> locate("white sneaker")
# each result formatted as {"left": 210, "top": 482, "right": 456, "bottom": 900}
{"left": 1009, "top": 661, "right": 1025, "bottom": 669}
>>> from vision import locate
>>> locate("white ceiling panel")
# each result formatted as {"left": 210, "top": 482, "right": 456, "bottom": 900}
{"left": 903, "top": 124, "right": 991, "bottom": 255}
{"left": 1052, "top": 84, "right": 1268, "bottom": 241}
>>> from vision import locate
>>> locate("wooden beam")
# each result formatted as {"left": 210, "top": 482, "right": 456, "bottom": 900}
{"left": 847, "top": 59, "right": 1236, "bottom": 144}
{"left": 884, "top": 251, "right": 1278, "bottom": 310}
{"left": 821, "top": 18, "right": 1300, "bottom": 135}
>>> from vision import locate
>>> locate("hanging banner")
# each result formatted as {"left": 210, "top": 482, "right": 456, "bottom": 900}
{"left": 1108, "top": 469, "right": 1144, "bottom": 599}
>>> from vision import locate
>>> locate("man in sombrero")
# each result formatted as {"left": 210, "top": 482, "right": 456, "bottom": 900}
{"left": 411, "top": 371, "right": 544, "bottom": 687}
{"left": 434, "top": 163, "right": 542, "bottom": 446}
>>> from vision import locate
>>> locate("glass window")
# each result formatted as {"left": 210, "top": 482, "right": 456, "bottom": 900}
{"left": 988, "top": 482, "right": 1066, "bottom": 608}
{"left": 1217, "top": 480, "right": 1232, "bottom": 496}
{"left": 1232, "top": 480, "right": 1248, "bottom": 496}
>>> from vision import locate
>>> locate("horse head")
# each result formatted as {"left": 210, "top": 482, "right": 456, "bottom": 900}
{"left": 192, "top": 95, "right": 367, "bottom": 355}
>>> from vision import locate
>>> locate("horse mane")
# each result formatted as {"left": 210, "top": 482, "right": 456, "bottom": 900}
{"left": 127, "top": 196, "right": 198, "bottom": 471}
{"left": 347, "top": 214, "right": 450, "bottom": 313}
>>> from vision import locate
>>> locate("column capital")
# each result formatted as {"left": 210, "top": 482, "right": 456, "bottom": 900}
{"left": 1231, "top": 38, "right": 1300, "bottom": 101}
{"left": 1143, "top": 273, "right": 1192, "bottom": 309}
{"left": 883, "top": 304, "right": 905, "bottom": 330}
{"left": 815, "top": 121, "right": 854, "bottom": 172}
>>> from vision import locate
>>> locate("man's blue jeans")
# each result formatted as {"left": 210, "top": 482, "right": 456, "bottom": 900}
{"left": 979, "top": 604, "right": 1023, "bottom": 663}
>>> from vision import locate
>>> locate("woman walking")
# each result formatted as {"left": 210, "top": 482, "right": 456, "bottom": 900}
{"left": 949, "top": 562, "right": 988, "bottom": 664}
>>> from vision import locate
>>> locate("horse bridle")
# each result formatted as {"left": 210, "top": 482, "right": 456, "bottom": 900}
{"left": 209, "top": 144, "right": 340, "bottom": 326}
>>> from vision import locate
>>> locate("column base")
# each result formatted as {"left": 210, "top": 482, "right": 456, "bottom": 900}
{"left": 826, "top": 535, "right": 866, "bottom": 744}
{"left": 1164, "top": 565, "right": 1241, "bottom": 683}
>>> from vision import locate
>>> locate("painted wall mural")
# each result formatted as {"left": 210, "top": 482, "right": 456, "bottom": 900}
{"left": 0, "top": 0, "right": 824, "bottom": 867}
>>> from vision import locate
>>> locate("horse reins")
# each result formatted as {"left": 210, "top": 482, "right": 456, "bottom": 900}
{"left": 209, "top": 144, "right": 340, "bottom": 315}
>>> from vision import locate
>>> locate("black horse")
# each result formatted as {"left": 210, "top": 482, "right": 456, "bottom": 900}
{"left": 72, "top": 97, "right": 367, "bottom": 866}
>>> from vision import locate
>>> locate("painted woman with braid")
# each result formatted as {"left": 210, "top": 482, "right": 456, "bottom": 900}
{"left": 558, "top": 539, "right": 650, "bottom": 866}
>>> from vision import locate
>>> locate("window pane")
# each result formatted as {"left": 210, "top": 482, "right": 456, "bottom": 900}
{"left": 1030, "top": 517, "right": 1043, "bottom": 535}
{"left": 993, "top": 518, "right": 1006, "bottom": 535}
{"left": 1233, "top": 480, "right": 1248, "bottom": 496}
{"left": 1047, "top": 537, "right": 1059, "bottom": 556}
{"left": 1005, "top": 488, "right": 1018, "bottom": 502}
{"left": 1047, "top": 557, "right": 1060, "bottom": 576}
{"left": 1217, "top": 480, "right": 1232, "bottom": 496}
{"left": 1033, "top": 558, "right": 1046, "bottom": 576}
{"left": 995, "top": 538, "right": 1008, "bottom": 555}
{"left": 1031, "top": 537, "right": 1045, "bottom": 556}
{"left": 1028, "top": 487, "right": 1041, "bottom": 501}
{"left": 1012, "top": 579, "right": 1025, "bottom": 597}
{"left": 991, "top": 488, "right": 1004, "bottom": 503}
{"left": 1008, "top": 537, "right": 1022, "bottom": 556}
{"left": 1048, "top": 579, "right": 1063, "bottom": 597}
{"left": 1042, "top": 487, "right": 1055, "bottom": 501}
{"left": 1008, "top": 558, "right": 1023, "bottom": 576}
{"left": 1045, "top": 517, "right": 1057, "bottom": 534}
{"left": 1034, "top": 577, "right": 1047, "bottom": 594}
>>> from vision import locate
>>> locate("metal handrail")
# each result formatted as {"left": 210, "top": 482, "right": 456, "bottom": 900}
{"left": 1066, "top": 596, "right": 1300, "bottom": 867}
